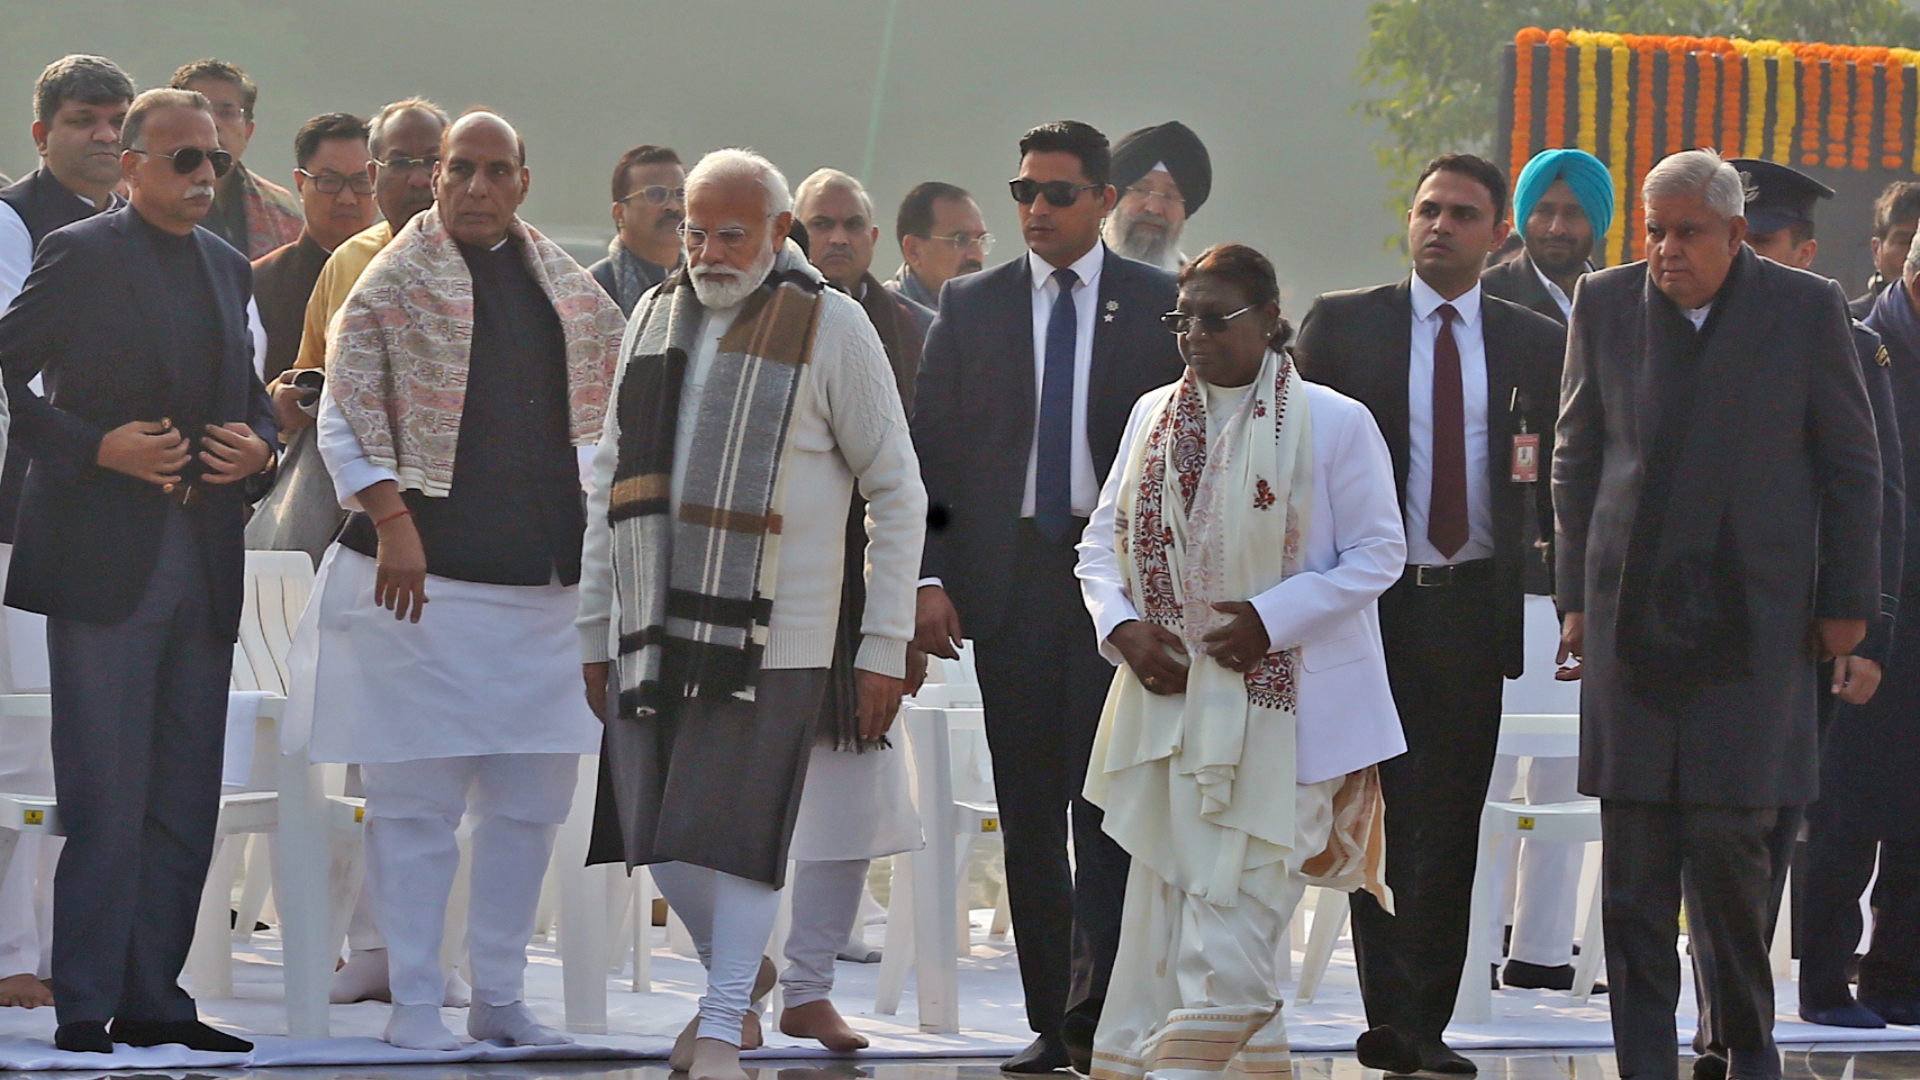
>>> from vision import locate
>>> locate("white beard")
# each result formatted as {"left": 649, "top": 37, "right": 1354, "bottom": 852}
{"left": 692, "top": 242, "right": 778, "bottom": 310}
{"left": 1104, "top": 210, "right": 1183, "bottom": 270}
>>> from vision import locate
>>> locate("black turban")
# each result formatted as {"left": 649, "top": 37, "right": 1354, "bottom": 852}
{"left": 1110, "top": 121, "right": 1212, "bottom": 216}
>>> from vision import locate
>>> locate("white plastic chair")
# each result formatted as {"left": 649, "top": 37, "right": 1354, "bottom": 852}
{"left": 873, "top": 704, "right": 970, "bottom": 1032}
{"left": 549, "top": 752, "right": 664, "bottom": 1034}
{"left": 1454, "top": 799, "right": 1605, "bottom": 1024}
{"left": 1294, "top": 886, "right": 1350, "bottom": 1004}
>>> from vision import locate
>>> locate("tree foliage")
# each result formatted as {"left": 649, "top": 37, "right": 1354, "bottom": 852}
{"left": 1358, "top": 0, "right": 1920, "bottom": 196}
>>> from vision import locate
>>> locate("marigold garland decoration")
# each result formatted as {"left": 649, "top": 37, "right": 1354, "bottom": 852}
{"left": 1509, "top": 31, "right": 1920, "bottom": 263}
{"left": 1513, "top": 27, "right": 1546, "bottom": 181}
{"left": 1545, "top": 30, "right": 1569, "bottom": 150}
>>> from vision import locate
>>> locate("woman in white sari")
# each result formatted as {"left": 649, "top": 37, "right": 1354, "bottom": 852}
{"left": 1076, "top": 244, "right": 1409, "bottom": 1080}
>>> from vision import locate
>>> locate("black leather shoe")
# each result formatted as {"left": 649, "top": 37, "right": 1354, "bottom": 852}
{"left": 1861, "top": 997, "right": 1920, "bottom": 1025}
{"left": 1002, "top": 1033, "right": 1071, "bottom": 1074}
{"left": 1418, "top": 1042, "right": 1478, "bottom": 1075}
{"left": 1354, "top": 1026, "right": 1421, "bottom": 1075}
{"left": 1502, "top": 959, "right": 1575, "bottom": 990}
{"left": 109, "top": 1019, "right": 253, "bottom": 1053}
{"left": 54, "top": 1021, "right": 111, "bottom": 1054}
{"left": 1061, "top": 1010, "right": 1098, "bottom": 1075}
{"left": 1800, "top": 1001, "right": 1887, "bottom": 1028}
{"left": 1690, "top": 1052, "right": 1728, "bottom": 1080}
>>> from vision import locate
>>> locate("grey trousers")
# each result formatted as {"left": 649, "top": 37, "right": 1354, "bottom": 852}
{"left": 47, "top": 509, "right": 229, "bottom": 1025}
{"left": 1602, "top": 800, "right": 1780, "bottom": 1080}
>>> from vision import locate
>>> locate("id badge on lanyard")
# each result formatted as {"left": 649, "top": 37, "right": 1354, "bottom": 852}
{"left": 1509, "top": 388, "right": 1540, "bottom": 483}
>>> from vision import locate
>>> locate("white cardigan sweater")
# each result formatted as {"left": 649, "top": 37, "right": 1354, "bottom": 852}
{"left": 576, "top": 285, "right": 927, "bottom": 678}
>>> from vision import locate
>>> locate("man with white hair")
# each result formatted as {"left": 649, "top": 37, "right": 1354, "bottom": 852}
{"left": 578, "top": 148, "right": 925, "bottom": 1080}
{"left": 1100, "top": 121, "right": 1210, "bottom": 270}
{"left": 1555, "top": 148, "right": 1882, "bottom": 1080}
{"left": 289, "top": 109, "right": 627, "bottom": 1051}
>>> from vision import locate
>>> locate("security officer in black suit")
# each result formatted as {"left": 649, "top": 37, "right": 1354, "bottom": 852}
{"left": 911, "top": 120, "right": 1182, "bottom": 1074}
{"left": 0, "top": 88, "right": 275, "bottom": 1055}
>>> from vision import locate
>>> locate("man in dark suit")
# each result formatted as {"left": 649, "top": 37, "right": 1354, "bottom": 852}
{"left": 1849, "top": 182, "right": 1920, "bottom": 319}
{"left": 1556, "top": 149, "right": 1881, "bottom": 1080}
{"left": 911, "top": 119, "right": 1182, "bottom": 1074}
{"left": 0, "top": 87, "right": 276, "bottom": 1055}
{"left": 1294, "top": 153, "right": 1565, "bottom": 1076}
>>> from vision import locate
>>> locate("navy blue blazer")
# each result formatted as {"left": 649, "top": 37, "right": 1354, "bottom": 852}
{"left": 910, "top": 244, "right": 1182, "bottom": 639}
{"left": 0, "top": 205, "right": 275, "bottom": 640}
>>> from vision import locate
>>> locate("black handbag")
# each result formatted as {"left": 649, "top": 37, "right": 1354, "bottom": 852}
{"left": 244, "top": 379, "right": 347, "bottom": 567}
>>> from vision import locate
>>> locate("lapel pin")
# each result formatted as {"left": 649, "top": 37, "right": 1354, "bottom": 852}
{"left": 1105, "top": 300, "right": 1119, "bottom": 311}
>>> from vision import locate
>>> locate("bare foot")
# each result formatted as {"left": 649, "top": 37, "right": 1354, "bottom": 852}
{"left": 690, "top": 1036, "right": 748, "bottom": 1080}
{"left": 0, "top": 973, "right": 52, "bottom": 1009}
{"left": 742, "top": 1009, "right": 763, "bottom": 1050}
{"left": 780, "top": 999, "right": 869, "bottom": 1052}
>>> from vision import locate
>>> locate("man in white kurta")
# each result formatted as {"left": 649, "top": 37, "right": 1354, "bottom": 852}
{"left": 284, "top": 113, "right": 626, "bottom": 1051}
{"left": 1076, "top": 287, "right": 1407, "bottom": 1079}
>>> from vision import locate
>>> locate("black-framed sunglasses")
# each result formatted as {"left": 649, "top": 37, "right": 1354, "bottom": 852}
{"left": 1161, "top": 305, "right": 1258, "bottom": 335}
{"left": 296, "top": 168, "right": 374, "bottom": 195}
{"left": 1008, "top": 177, "right": 1104, "bottom": 208}
{"left": 129, "top": 145, "right": 233, "bottom": 178}
{"left": 620, "top": 184, "right": 685, "bottom": 207}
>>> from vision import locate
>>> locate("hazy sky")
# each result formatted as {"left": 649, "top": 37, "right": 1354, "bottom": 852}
{"left": 0, "top": 0, "right": 1412, "bottom": 304}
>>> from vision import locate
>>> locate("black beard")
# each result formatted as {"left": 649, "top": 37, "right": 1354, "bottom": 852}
{"left": 1528, "top": 241, "right": 1592, "bottom": 278}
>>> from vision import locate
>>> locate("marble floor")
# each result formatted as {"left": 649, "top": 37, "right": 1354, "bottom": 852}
{"left": 20, "top": 1051, "right": 1920, "bottom": 1080}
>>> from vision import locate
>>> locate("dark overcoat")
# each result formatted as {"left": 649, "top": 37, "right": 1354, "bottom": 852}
{"left": 1554, "top": 248, "right": 1883, "bottom": 807}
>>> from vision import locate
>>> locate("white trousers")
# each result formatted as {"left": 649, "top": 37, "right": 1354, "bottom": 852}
{"left": 649, "top": 860, "right": 782, "bottom": 1043}
{"left": 781, "top": 859, "right": 868, "bottom": 1006}
{"left": 1091, "top": 778, "right": 1340, "bottom": 1080}
{"left": 1484, "top": 753, "right": 1583, "bottom": 967}
{"left": 361, "top": 753, "right": 577, "bottom": 1007}
{"left": 0, "top": 543, "right": 55, "bottom": 980}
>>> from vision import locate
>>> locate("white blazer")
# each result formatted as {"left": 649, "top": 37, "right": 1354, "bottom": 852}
{"left": 1077, "top": 378, "right": 1408, "bottom": 784}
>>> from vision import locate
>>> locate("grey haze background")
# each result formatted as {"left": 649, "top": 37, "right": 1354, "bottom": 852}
{"left": 0, "top": 0, "right": 1409, "bottom": 306}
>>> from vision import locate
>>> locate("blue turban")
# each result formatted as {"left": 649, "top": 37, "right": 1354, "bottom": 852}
{"left": 1512, "top": 149, "right": 1614, "bottom": 240}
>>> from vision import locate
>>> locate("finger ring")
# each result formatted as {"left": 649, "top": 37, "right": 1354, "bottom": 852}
{"left": 1227, "top": 655, "right": 1240, "bottom": 665}
{"left": 1144, "top": 675, "right": 1156, "bottom": 686}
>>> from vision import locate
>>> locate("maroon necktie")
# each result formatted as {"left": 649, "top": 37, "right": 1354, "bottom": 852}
{"left": 1428, "top": 303, "right": 1468, "bottom": 559}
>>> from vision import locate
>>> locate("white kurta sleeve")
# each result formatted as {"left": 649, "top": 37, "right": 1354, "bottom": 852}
{"left": 814, "top": 295, "right": 927, "bottom": 679}
{"left": 576, "top": 309, "right": 643, "bottom": 663}
{"left": 316, "top": 387, "right": 399, "bottom": 509}
{"left": 0, "top": 202, "right": 31, "bottom": 308}
{"left": 247, "top": 297, "right": 268, "bottom": 381}
{"left": 1250, "top": 394, "right": 1407, "bottom": 651}
{"left": 1077, "top": 394, "right": 1155, "bottom": 666}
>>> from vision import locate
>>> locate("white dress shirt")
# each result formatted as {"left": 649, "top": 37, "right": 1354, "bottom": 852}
{"left": 1531, "top": 259, "right": 1574, "bottom": 321}
{"left": 1404, "top": 274, "right": 1494, "bottom": 565}
{"left": 1023, "top": 243, "right": 1106, "bottom": 518}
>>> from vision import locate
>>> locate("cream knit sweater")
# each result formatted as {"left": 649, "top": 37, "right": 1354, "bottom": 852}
{"left": 576, "top": 285, "right": 926, "bottom": 678}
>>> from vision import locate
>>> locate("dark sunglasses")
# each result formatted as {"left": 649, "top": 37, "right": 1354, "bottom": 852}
{"left": 1008, "top": 177, "right": 1104, "bottom": 208}
{"left": 130, "top": 145, "right": 234, "bottom": 178}
{"left": 1161, "top": 305, "right": 1258, "bottom": 335}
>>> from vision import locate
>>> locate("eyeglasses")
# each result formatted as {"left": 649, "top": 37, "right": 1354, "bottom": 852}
{"left": 678, "top": 216, "right": 774, "bottom": 251}
{"left": 1125, "top": 185, "right": 1187, "bottom": 209}
{"left": 620, "top": 185, "right": 685, "bottom": 207}
{"left": 127, "top": 146, "right": 234, "bottom": 178}
{"left": 1161, "top": 305, "right": 1258, "bottom": 335}
{"left": 296, "top": 168, "right": 374, "bottom": 195}
{"left": 1008, "top": 178, "right": 1105, "bottom": 208}
{"left": 208, "top": 103, "right": 252, "bottom": 122}
{"left": 926, "top": 231, "right": 994, "bottom": 255}
{"left": 373, "top": 154, "right": 439, "bottom": 175}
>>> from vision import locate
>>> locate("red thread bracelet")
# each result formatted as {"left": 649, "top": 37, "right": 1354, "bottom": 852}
{"left": 373, "top": 508, "right": 413, "bottom": 528}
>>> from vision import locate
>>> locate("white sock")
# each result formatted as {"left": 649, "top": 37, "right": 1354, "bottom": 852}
{"left": 383, "top": 1003, "right": 462, "bottom": 1051}
{"left": 468, "top": 1000, "right": 569, "bottom": 1046}
{"left": 444, "top": 969, "right": 472, "bottom": 1008}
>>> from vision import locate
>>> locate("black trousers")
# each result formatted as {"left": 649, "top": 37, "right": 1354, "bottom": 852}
{"left": 971, "top": 520, "right": 1129, "bottom": 1051}
{"left": 1605, "top": 800, "right": 1779, "bottom": 1080}
{"left": 1688, "top": 805, "right": 1799, "bottom": 1065}
{"left": 47, "top": 509, "right": 230, "bottom": 1025}
{"left": 1798, "top": 826, "right": 1920, "bottom": 1008}
{"left": 1350, "top": 575, "right": 1504, "bottom": 1048}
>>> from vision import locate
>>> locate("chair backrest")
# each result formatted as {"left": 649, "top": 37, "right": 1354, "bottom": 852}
{"left": 941, "top": 706, "right": 994, "bottom": 805}
{"left": 232, "top": 550, "right": 317, "bottom": 695}
{"left": 902, "top": 705, "right": 956, "bottom": 825}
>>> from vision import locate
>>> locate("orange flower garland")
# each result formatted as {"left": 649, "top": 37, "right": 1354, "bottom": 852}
{"left": 1633, "top": 38, "right": 1658, "bottom": 259}
{"left": 1545, "top": 30, "right": 1569, "bottom": 149}
{"left": 1513, "top": 28, "right": 1546, "bottom": 182}
{"left": 1696, "top": 44, "right": 1718, "bottom": 150}
{"left": 1827, "top": 52, "right": 1851, "bottom": 169}
{"left": 1721, "top": 49, "right": 1745, "bottom": 156}
{"left": 1800, "top": 48, "right": 1823, "bottom": 165}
